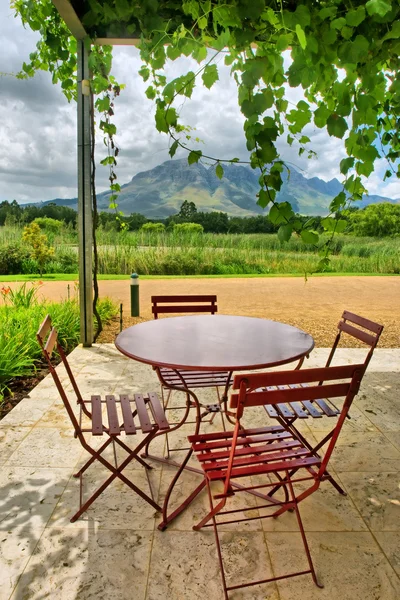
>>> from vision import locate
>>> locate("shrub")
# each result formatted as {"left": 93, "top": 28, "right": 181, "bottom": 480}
{"left": 33, "top": 217, "right": 64, "bottom": 233}
{"left": 22, "top": 222, "right": 55, "bottom": 276}
{"left": 173, "top": 222, "right": 204, "bottom": 234}
{"left": 141, "top": 222, "right": 165, "bottom": 233}
{"left": 0, "top": 244, "right": 29, "bottom": 275}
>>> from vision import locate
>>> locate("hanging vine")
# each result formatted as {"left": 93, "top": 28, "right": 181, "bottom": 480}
{"left": 11, "top": 0, "right": 400, "bottom": 276}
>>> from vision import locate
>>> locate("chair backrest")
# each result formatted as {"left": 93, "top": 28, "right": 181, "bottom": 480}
{"left": 228, "top": 363, "right": 364, "bottom": 489}
{"left": 151, "top": 295, "right": 217, "bottom": 319}
{"left": 326, "top": 310, "right": 383, "bottom": 370}
{"left": 37, "top": 314, "right": 84, "bottom": 433}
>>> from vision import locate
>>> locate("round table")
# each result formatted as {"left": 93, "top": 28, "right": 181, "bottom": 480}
{"left": 115, "top": 315, "right": 315, "bottom": 530}
{"left": 115, "top": 315, "right": 314, "bottom": 371}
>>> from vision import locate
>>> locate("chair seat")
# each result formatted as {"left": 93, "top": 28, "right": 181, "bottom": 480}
{"left": 81, "top": 392, "right": 169, "bottom": 436}
{"left": 189, "top": 425, "right": 320, "bottom": 481}
{"left": 159, "top": 367, "right": 231, "bottom": 389}
{"left": 261, "top": 383, "right": 341, "bottom": 420}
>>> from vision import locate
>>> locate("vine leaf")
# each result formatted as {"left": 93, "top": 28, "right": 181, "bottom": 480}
{"left": 326, "top": 114, "right": 348, "bottom": 138}
{"left": 202, "top": 64, "right": 219, "bottom": 89}
{"left": 366, "top": 0, "right": 392, "bottom": 16}
{"left": 300, "top": 230, "right": 319, "bottom": 244}
{"left": 215, "top": 163, "right": 224, "bottom": 179}
{"left": 188, "top": 150, "right": 202, "bottom": 164}
{"left": 295, "top": 24, "right": 307, "bottom": 50}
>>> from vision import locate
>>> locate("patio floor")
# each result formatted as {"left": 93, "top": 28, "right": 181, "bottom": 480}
{"left": 1, "top": 345, "right": 399, "bottom": 600}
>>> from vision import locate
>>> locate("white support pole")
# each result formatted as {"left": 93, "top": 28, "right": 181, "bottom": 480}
{"left": 77, "top": 40, "right": 93, "bottom": 346}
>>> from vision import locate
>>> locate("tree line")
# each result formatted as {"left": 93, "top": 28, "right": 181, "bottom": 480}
{"left": 1, "top": 199, "right": 399, "bottom": 237}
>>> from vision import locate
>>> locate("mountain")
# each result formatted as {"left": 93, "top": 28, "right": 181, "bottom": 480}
{"left": 33, "top": 159, "right": 398, "bottom": 217}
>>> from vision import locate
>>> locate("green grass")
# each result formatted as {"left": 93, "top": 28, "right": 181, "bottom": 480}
{"left": 1, "top": 225, "right": 399, "bottom": 276}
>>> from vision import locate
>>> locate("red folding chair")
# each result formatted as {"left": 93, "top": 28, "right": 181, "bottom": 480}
{"left": 188, "top": 363, "right": 365, "bottom": 598}
{"left": 263, "top": 311, "right": 383, "bottom": 495}
{"left": 150, "top": 295, "right": 232, "bottom": 458}
{"left": 37, "top": 315, "right": 169, "bottom": 522}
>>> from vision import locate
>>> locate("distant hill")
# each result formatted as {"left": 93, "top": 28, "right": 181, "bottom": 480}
{"left": 30, "top": 159, "right": 398, "bottom": 217}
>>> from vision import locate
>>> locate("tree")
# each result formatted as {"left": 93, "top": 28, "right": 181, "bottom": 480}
{"left": 173, "top": 222, "right": 204, "bottom": 234}
{"left": 178, "top": 200, "right": 198, "bottom": 222}
{"left": 348, "top": 203, "right": 400, "bottom": 237}
{"left": 33, "top": 217, "right": 64, "bottom": 234}
{"left": 22, "top": 222, "right": 54, "bottom": 276}
{"left": 13, "top": 0, "right": 400, "bottom": 268}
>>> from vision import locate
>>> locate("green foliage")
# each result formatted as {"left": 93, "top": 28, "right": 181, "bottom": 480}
{"left": 0, "top": 292, "right": 118, "bottom": 403}
{"left": 22, "top": 222, "right": 55, "bottom": 276}
{"left": 173, "top": 222, "right": 204, "bottom": 234}
{"left": 140, "top": 222, "right": 166, "bottom": 233}
{"left": 0, "top": 281, "right": 42, "bottom": 309}
{"left": 347, "top": 203, "right": 400, "bottom": 237}
{"left": 33, "top": 217, "right": 64, "bottom": 233}
{"left": 0, "top": 243, "right": 29, "bottom": 275}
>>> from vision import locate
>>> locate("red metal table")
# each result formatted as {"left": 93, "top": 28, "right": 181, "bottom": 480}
{"left": 115, "top": 315, "right": 314, "bottom": 528}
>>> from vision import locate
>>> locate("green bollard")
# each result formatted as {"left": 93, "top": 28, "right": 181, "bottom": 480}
{"left": 130, "top": 273, "right": 140, "bottom": 317}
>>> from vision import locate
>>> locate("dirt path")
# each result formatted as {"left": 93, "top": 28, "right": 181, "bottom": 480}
{"left": 3, "top": 276, "right": 399, "bottom": 347}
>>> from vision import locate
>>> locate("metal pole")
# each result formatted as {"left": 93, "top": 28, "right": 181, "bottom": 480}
{"left": 130, "top": 273, "right": 140, "bottom": 316}
{"left": 77, "top": 39, "right": 93, "bottom": 346}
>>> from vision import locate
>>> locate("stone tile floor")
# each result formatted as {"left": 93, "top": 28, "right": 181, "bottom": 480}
{"left": 0, "top": 345, "right": 399, "bottom": 600}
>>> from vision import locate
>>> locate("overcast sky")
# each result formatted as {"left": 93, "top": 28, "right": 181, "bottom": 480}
{"left": 1, "top": 2, "right": 399, "bottom": 203}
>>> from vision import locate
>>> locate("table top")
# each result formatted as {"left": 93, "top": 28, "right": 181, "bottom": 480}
{"left": 115, "top": 315, "right": 314, "bottom": 372}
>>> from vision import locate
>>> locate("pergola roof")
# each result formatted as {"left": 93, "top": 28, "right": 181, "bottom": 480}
{"left": 52, "top": 0, "right": 141, "bottom": 44}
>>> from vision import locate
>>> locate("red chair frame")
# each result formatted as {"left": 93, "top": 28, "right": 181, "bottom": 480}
{"left": 263, "top": 310, "right": 383, "bottom": 496}
{"left": 150, "top": 295, "right": 232, "bottom": 458}
{"left": 189, "top": 363, "right": 365, "bottom": 598}
{"left": 37, "top": 315, "right": 169, "bottom": 522}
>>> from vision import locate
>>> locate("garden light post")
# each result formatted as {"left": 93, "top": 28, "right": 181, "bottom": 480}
{"left": 130, "top": 273, "right": 140, "bottom": 317}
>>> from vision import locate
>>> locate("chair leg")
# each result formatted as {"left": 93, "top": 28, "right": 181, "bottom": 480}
{"left": 286, "top": 471, "right": 324, "bottom": 588}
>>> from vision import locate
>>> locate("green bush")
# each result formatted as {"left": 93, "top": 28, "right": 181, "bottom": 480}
{"left": 0, "top": 244, "right": 29, "bottom": 275}
{"left": 173, "top": 222, "right": 204, "bottom": 234}
{"left": 0, "top": 293, "right": 118, "bottom": 404}
{"left": 140, "top": 222, "right": 165, "bottom": 233}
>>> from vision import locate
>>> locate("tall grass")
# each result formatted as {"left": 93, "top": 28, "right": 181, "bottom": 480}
{"left": 1, "top": 225, "right": 399, "bottom": 275}
{"left": 0, "top": 294, "right": 118, "bottom": 405}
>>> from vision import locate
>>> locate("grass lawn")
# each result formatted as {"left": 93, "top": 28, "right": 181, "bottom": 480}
{"left": 0, "top": 272, "right": 399, "bottom": 282}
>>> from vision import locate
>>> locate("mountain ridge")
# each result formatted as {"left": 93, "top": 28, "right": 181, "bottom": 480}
{"left": 21, "top": 159, "right": 398, "bottom": 217}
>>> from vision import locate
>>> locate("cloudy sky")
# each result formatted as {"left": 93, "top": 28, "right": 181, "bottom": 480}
{"left": 1, "top": 2, "right": 399, "bottom": 203}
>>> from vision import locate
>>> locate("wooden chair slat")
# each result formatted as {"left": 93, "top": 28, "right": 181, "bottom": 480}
{"left": 197, "top": 439, "right": 301, "bottom": 463}
{"left": 151, "top": 294, "right": 217, "bottom": 303}
{"left": 289, "top": 401, "right": 309, "bottom": 418}
{"left": 152, "top": 305, "right": 218, "bottom": 315}
{"left": 37, "top": 314, "right": 52, "bottom": 341}
{"left": 207, "top": 456, "right": 321, "bottom": 481}
{"left": 301, "top": 400, "right": 323, "bottom": 418}
{"left": 339, "top": 321, "right": 377, "bottom": 346}
{"left": 342, "top": 310, "right": 383, "bottom": 334}
{"left": 120, "top": 395, "right": 136, "bottom": 434}
{"left": 264, "top": 404, "right": 279, "bottom": 418}
{"left": 147, "top": 392, "right": 169, "bottom": 430}
{"left": 191, "top": 430, "right": 291, "bottom": 453}
{"left": 91, "top": 395, "right": 103, "bottom": 435}
{"left": 134, "top": 394, "right": 153, "bottom": 432}
{"left": 44, "top": 327, "right": 58, "bottom": 356}
{"left": 276, "top": 403, "right": 295, "bottom": 418}
{"left": 315, "top": 398, "right": 339, "bottom": 416}
{"left": 202, "top": 447, "right": 310, "bottom": 473}
{"left": 188, "top": 424, "right": 284, "bottom": 443}
{"left": 105, "top": 395, "right": 120, "bottom": 435}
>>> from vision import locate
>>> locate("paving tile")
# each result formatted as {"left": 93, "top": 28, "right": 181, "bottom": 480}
{"left": 258, "top": 479, "right": 367, "bottom": 533}
{"left": 5, "top": 428, "right": 83, "bottom": 468}
{"left": 384, "top": 432, "right": 400, "bottom": 450}
{"left": 0, "top": 467, "right": 71, "bottom": 531}
{"left": 157, "top": 468, "right": 261, "bottom": 532}
{"left": 338, "top": 472, "right": 400, "bottom": 531}
{"left": 11, "top": 528, "right": 152, "bottom": 600}
{"left": 267, "top": 531, "right": 400, "bottom": 600}
{"left": 0, "top": 527, "right": 42, "bottom": 600}
{"left": 146, "top": 530, "right": 279, "bottom": 600}
{"left": 49, "top": 466, "right": 161, "bottom": 530}
{"left": 313, "top": 431, "right": 400, "bottom": 472}
{"left": 0, "top": 427, "right": 31, "bottom": 465}
{"left": 375, "top": 532, "right": 400, "bottom": 576}
{"left": 0, "top": 397, "right": 55, "bottom": 427}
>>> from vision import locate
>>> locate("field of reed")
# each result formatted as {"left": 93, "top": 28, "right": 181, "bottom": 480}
{"left": 0, "top": 226, "right": 399, "bottom": 275}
